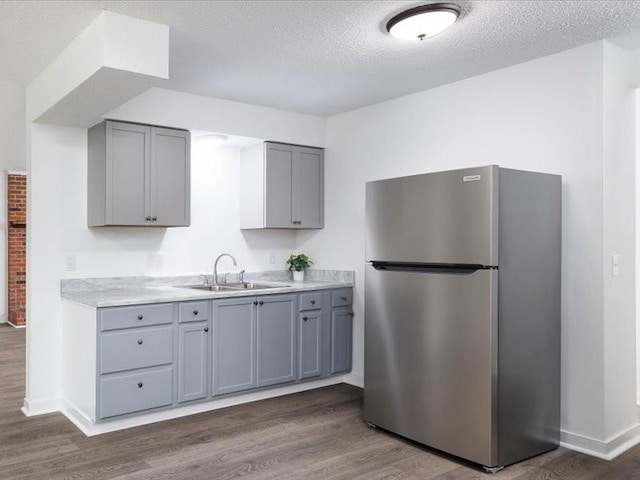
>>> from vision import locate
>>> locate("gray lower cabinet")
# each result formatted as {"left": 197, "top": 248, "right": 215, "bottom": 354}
{"left": 257, "top": 295, "right": 296, "bottom": 387}
{"left": 178, "top": 322, "right": 209, "bottom": 403}
{"left": 99, "top": 366, "right": 173, "bottom": 419}
{"left": 212, "top": 297, "right": 257, "bottom": 395}
{"left": 94, "top": 288, "right": 352, "bottom": 422}
{"left": 330, "top": 307, "right": 353, "bottom": 374}
{"left": 299, "top": 310, "right": 322, "bottom": 379}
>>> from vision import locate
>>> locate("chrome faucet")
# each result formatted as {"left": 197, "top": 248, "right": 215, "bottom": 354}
{"left": 213, "top": 253, "right": 237, "bottom": 285}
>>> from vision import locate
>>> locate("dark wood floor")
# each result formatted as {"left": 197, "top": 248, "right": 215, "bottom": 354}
{"left": 1, "top": 324, "right": 639, "bottom": 479}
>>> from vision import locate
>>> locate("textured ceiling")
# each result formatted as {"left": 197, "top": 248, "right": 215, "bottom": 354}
{"left": 2, "top": 0, "right": 640, "bottom": 116}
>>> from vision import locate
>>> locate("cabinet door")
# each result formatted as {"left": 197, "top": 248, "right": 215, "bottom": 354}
{"left": 213, "top": 298, "right": 257, "bottom": 395}
{"left": 293, "top": 147, "right": 324, "bottom": 229}
{"left": 299, "top": 311, "right": 322, "bottom": 379}
{"left": 178, "top": 322, "right": 209, "bottom": 403}
{"left": 151, "top": 127, "right": 190, "bottom": 227}
{"left": 264, "top": 143, "right": 294, "bottom": 228}
{"left": 257, "top": 295, "right": 296, "bottom": 387}
{"left": 331, "top": 307, "right": 353, "bottom": 374}
{"left": 105, "top": 121, "right": 150, "bottom": 225}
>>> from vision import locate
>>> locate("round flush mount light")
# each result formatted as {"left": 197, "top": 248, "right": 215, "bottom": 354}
{"left": 200, "top": 133, "right": 228, "bottom": 146}
{"left": 386, "top": 3, "right": 461, "bottom": 41}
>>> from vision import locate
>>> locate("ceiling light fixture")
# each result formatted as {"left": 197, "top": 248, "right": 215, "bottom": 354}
{"left": 386, "top": 3, "right": 461, "bottom": 41}
{"left": 200, "top": 133, "right": 228, "bottom": 146}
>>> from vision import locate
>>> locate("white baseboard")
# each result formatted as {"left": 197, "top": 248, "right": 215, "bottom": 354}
{"left": 59, "top": 376, "right": 346, "bottom": 436}
{"left": 342, "top": 372, "right": 363, "bottom": 388}
{"left": 5, "top": 322, "right": 25, "bottom": 329}
{"left": 561, "top": 423, "right": 640, "bottom": 460}
{"left": 22, "top": 397, "right": 62, "bottom": 416}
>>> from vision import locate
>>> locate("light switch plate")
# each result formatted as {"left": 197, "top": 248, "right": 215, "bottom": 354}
{"left": 612, "top": 254, "right": 620, "bottom": 277}
{"left": 64, "top": 255, "right": 76, "bottom": 272}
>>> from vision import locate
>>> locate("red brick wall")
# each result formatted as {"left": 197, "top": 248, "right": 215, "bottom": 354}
{"left": 8, "top": 174, "right": 26, "bottom": 327}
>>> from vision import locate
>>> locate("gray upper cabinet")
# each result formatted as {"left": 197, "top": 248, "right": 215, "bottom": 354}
{"left": 240, "top": 141, "right": 324, "bottom": 229}
{"left": 88, "top": 120, "right": 190, "bottom": 227}
{"left": 257, "top": 295, "right": 297, "bottom": 387}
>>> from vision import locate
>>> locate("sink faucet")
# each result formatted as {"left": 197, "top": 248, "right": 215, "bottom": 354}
{"left": 214, "top": 253, "right": 237, "bottom": 285}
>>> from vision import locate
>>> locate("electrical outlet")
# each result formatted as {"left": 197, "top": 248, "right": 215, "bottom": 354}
{"left": 64, "top": 255, "right": 76, "bottom": 272}
{"left": 147, "top": 253, "right": 164, "bottom": 269}
{"left": 612, "top": 254, "right": 620, "bottom": 277}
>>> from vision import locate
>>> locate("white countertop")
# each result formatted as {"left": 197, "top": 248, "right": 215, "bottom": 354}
{"left": 61, "top": 280, "right": 353, "bottom": 308}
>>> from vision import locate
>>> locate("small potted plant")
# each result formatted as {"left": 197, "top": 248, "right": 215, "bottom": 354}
{"left": 287, "top": 253, "right": 313, "bottom": 282}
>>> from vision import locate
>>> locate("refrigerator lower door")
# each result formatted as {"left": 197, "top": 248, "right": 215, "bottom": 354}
{"left": 364, "top": 264, "right": 498, "bottom": 467}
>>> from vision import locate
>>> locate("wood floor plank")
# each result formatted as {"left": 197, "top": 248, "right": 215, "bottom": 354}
{"left": 2, "top": 324, "right": 640, "bottom": 479}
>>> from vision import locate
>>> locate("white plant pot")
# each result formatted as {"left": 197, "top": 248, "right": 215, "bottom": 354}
{"left": 292, "top": 270, "right": 305, "bottom": 282}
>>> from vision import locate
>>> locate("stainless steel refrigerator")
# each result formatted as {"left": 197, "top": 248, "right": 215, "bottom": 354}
{"left": 364, "top": 165, "right": 561, "bottom": 471}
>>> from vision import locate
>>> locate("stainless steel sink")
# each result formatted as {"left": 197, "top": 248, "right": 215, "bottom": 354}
{"left": 226, "top": 283, "right": 286, "bottom": 290}
{"left": 178, "top": 283, "right": 287, "bottom": 292}
{"left": 181, "top": 284, "right": 240, "bottom": 292}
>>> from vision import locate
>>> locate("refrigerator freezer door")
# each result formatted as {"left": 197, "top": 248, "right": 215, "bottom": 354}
{"left": 364, "top": 264, "right": 498, "bottom": 467}
{"left": 366, "top": 166, "right": 498, "bottom": 266}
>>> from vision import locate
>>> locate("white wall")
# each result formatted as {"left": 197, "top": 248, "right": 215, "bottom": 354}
{"left": 298, "top": 41, "right": 636, "bottom": 451}
{"left": 0, "top": 78, "right": 26, "bottom": 323}
{"left": 60, "top": 138, "right": 295, "bottom": 277}
{"left": 637, "top": 89, "right": 640, "bottom": 403}
{"left": 602, "top": 42, "right": 637, "bottom": 442}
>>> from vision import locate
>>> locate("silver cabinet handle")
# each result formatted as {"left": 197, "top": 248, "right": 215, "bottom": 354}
{"left": 137, "top": 314, "right": 143, "bottom": 320}
{"left": 137, "top": 339, "right": 143, "bottom": 345}
{"left": 137, "top": 382, "right": 143, "bottom": 388}
{"left": 303, "top": 316, "right": 308, "bottom": 321}
{"left": 204, "top": 327, "right": 209, "bottom": 333}
{"left": 193, "top": 310, "right": 199, "bottom": 315}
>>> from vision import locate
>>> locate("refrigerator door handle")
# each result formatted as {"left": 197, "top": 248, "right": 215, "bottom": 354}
{"left": 370, "top": 261, "right": 494, "bottom": 274}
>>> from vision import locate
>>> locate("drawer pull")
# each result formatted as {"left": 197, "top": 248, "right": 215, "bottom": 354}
{"left": 204, "top": 327, "right": 209, "bottom": 333}
{"left": 193, "top": 310, "right": 199, "bottom": 315}
{"left": 138, "top": 382, "right": 143, "bottom": 388}
{"left": 340, "top": 296, "right": 347, "bottom": 301}
{"left": 258, "top": 300, "right": 264, "bottom": 305}
{"left": 137, "top": 339, "right": 143, "bottom": 345}
{"left": 348, "top": 312, "right": 354, "bottom": 318}
{"left": 137, "top": 314, "right": 143, "bottom": 320}
{"left": 303, "top": 316, "right": 308, "bottom": 321}
{"left": 310, "top": 300, "right": 316, "bottom": 305}
{"left": 253, "top": 300, "right": 258, "bottom": 306}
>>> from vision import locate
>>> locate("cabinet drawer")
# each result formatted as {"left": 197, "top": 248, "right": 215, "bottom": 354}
{"left": 179, "top": 301, "right": 209, "bottom": 323}
{"left": 331, "top": 289, "right": 353, "bottom": 307}
{"left": 100, "top": 326, "right": 173, "bottom": 374}
{"left": 99, "top": 366, "right": 173, "bottom": 419}
{"left": 100, "top": 303, "right": 173, "bottom": 331}
{"left": 299, "top": 292, "right": 322, "bottom": 311}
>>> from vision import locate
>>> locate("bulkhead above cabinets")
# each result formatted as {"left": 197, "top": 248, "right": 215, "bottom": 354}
{"left": 240, "top": 141, "right": 324, "bottom": 230}
{"left": 88, "top": 120, "right": 191, "bottom": 227}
